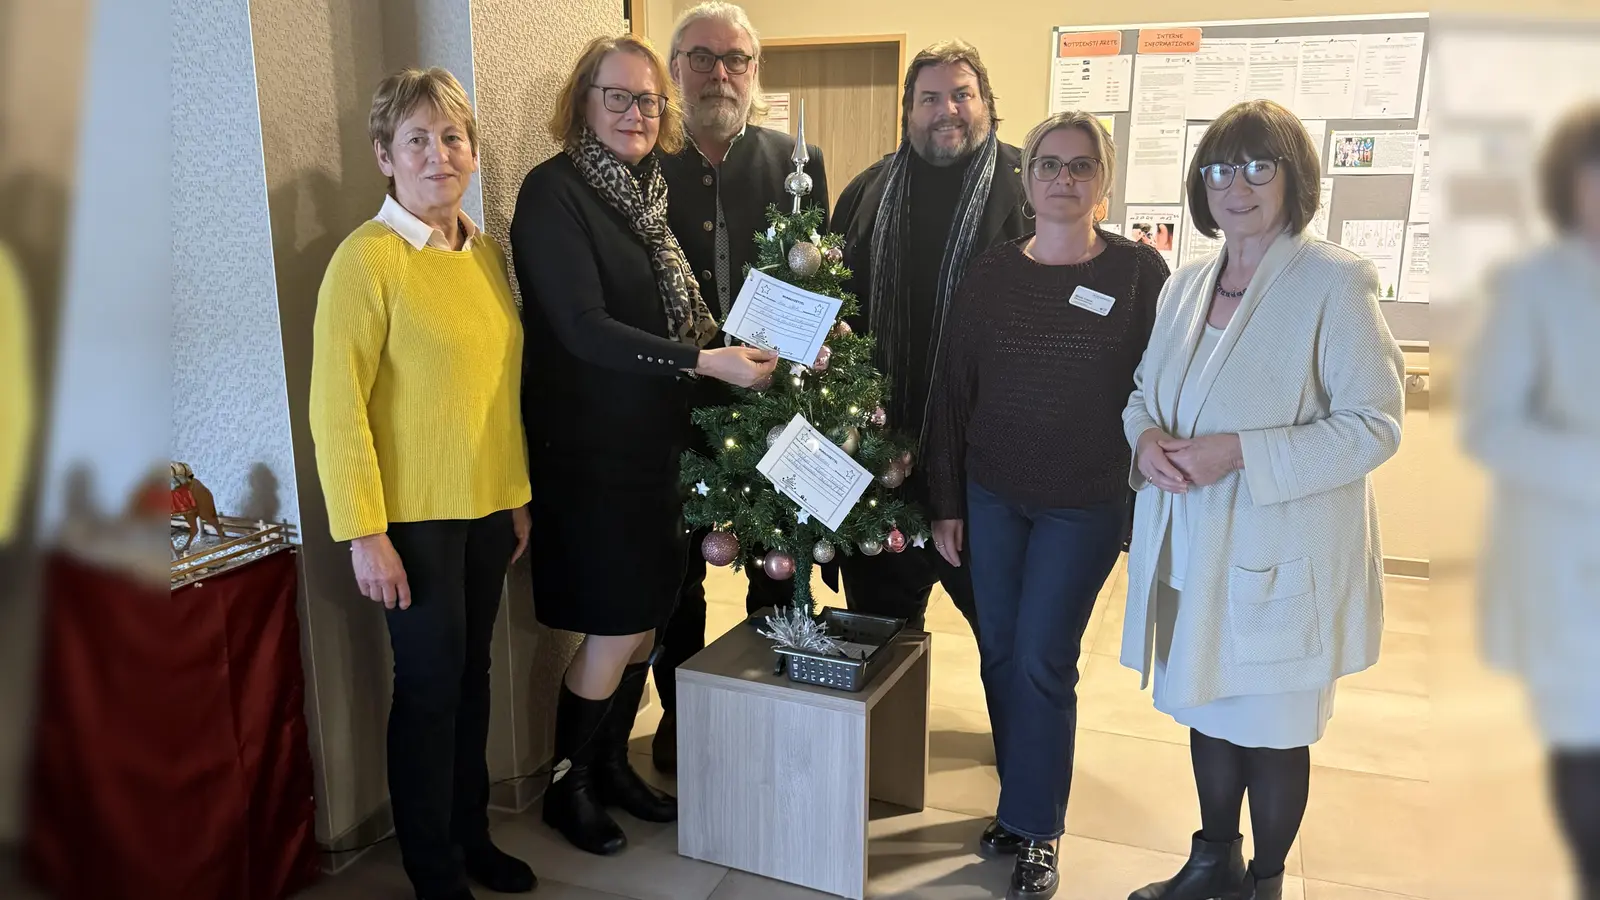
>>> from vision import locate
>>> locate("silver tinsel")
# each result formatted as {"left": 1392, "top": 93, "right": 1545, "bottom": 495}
{"left": 758, "top": 606, "right": 844, "bottom": 657}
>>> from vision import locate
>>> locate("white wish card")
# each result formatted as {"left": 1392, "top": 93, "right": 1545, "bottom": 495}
{"left": 723, "top": 268, "right": 844, "bottom": 365}
{"left": 755, "top": 414, "right": 875, "bottom": 532}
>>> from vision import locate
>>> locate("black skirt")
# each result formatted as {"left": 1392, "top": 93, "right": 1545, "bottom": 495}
{"left": 527, "top": 454, "right": 690, "bottom": 636}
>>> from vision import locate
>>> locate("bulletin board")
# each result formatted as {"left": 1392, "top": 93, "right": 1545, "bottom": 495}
{"left": 1048, "top": 13, "right": 1431, "bottom": 344}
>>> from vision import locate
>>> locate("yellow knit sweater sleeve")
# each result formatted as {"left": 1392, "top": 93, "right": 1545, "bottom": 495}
{"left": 0, "top": 245, "right": 33, "bottom": 543}
{"left": 310, "top": 227, "right": 398, "bottom": 541}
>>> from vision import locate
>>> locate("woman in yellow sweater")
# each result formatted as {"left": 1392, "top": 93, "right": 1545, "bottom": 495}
{"left": 309, "top": 68, "right": 535, "bottom": 900}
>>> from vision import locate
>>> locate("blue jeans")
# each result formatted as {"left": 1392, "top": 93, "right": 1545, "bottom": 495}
{"left": 966, "top": 480, "right": 1126, "bottom": 841}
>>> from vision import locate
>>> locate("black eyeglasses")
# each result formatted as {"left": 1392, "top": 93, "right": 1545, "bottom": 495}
{"left": 674, "top": 49, "right": 753, "bottom": 75}
{"left": 1030, "top": 155, "right": 1102, "bottom": 183}
{"left": 590, "top": 85, "right": 667, "bottom": 118}
{"left": 1200, "top": 158, "right": 1281, "bottom": 190}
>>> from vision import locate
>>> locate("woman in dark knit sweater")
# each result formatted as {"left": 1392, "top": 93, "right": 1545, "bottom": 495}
{"left": 924, "top": 110, "right": 1169, "bottom": 899}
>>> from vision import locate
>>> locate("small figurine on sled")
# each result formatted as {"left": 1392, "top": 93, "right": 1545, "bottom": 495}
{"left": 170, "top": 461, "right": 223, "bottom": 555}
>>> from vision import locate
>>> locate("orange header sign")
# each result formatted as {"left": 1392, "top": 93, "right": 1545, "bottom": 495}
{"left": 1137, "top": 27, "right": 1203, "bottom": 54}
{"left": 1057, "top": 30, "right": 1123, "bottom": 58}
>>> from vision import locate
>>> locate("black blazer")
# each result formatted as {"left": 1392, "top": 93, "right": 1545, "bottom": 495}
{"left": 511, "top": 152, "right": 699, "bottom": 473}
{"left": 831, "top": 142, "right": 1029, "bottom": 330}
{"left": 660, "top": 124, "right": 829, "bottom": 321}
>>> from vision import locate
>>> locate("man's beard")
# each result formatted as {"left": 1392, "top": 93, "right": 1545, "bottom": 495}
{"left": 686, "top": 84, "right": 749, "bottom": 140}
{"left": 911, "top": 111, "right": 992, "bottom": 166}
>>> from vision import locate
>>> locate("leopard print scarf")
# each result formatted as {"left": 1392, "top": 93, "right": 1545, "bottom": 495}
{"left": 565, "top": 128, "right": 718, "bottom": 347}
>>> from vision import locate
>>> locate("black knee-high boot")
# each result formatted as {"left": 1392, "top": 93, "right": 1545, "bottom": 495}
{"left": 595, "top": 661, "right": 678, "bottom": 822}
{"left": 1553, "top": 750, "right": 1600, "bottom": 897}
{"left": 543, "top": 684, "right": 628, "bottom": 855}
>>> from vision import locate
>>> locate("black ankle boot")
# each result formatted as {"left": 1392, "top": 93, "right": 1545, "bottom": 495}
{"left": 460, "top": 839, "right": 536, "bottom": 893}
{"left": 1007, "top": 838, "right": 1059, "bottom": 899}
{"left": 980, "top": 818, "right": 1025, "bottom": 857}
{"left": 652, "top": 710, "right": 677, "bottom": 774}
{"left": 543, "top": 684, "right": 628, "bottom": 855}
{"left": 1128, "top": 831, "right": 1247, "bottom": 900}
{"left": 1239, "top": 862, "right": 1283, "bottom": 900}
{"left": 594, "top": 662, "right": 678, "bottom": 823}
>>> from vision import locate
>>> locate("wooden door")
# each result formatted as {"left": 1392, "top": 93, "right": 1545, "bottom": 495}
{"left": 758, "top": 37, "right": 904, "bottom": 211}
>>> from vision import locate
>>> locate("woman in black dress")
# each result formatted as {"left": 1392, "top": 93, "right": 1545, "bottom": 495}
{"left": 510, "top": 33, "right": 777, "bottom": 857}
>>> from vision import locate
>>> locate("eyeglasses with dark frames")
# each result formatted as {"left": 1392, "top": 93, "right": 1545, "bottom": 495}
{"left": 673, "top": 49, "right": 753, "bottom": 75}
{"left": 1200, "top": 158, "right": 1282, "bottom": 190}
{"left": 590, "top": 85, "right": 668, "bottom": 118}
{"left": 1030, "top": 155, "right": 1103, "bottom": 183}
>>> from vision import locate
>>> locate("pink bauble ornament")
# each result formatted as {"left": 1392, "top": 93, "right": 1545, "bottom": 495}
{"left": 701, "top": 531, "right": 740, "bottom": 567}
{"left": 868, "top": 406, "right": 887, "bottom": 427}
{"left": 824, "top": 246, "right": 843, "bottom": 265}
{"left": 812, "top": 344, "right": 832, "bottom": 372}
{"left": 886, "top": 528, "right": 907, "bottom": 553}
{"left": 878, "top": 466, "right": 905, "bottom": 489}
{"left": 763, "top": 550, "right": 797, "bottom": 581}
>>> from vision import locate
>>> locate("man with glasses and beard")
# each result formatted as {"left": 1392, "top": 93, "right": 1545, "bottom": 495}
{"left": 830, "top": 40, "right": 1027, "bottom": 637}
{"left": 652, "top": 1, "right": 828, "bottom": 775}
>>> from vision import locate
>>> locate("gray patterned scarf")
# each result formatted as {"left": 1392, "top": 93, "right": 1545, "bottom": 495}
{"left": 566, "top": 128, "right": 718, "bottom": 347}
{"left": 868, "top": 129, "right": 999, "bottom": 448}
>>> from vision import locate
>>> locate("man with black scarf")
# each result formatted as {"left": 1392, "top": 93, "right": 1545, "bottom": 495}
{"left": 830, "top": 40, "right": 1027, "bottom": 636}
{"left": 652, "top": 1, "right": 828, "bottom": 775}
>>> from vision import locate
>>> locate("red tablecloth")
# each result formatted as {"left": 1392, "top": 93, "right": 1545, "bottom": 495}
{"left": 24, "top": 548, "right": 320, "bottom": 900}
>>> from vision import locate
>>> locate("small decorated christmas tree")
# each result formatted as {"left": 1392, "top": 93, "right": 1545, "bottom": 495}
{"left": 679, "top": 203, "right": 926, "bottom": 616}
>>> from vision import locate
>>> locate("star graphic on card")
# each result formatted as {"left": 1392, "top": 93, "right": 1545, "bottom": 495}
{"left": 695, "top": 481, "right": 710, "bottom": 496}
{"left": 796, "top": 510, "right": 810, "bottom": 524}
{"left": 912, "top": 533, "right": 927, "bottom": 549}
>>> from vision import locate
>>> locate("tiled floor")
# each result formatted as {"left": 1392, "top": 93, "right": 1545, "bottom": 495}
{"left": 0, "top": 567, "right": 1452, "bottom": 899}
{"left": 267, "top": 560, "right": 1448, "bottom": 900}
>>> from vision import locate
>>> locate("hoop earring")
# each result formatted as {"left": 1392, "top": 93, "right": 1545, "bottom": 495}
{"left": 1022, "top": 198, "right": 1036, "bottom": 220}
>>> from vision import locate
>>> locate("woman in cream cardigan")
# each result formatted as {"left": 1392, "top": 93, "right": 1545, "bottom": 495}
{"left": 1120, "top": 100, "right": 1404, "bottom": 900}
{"left": 1462, "top": 102, "right": 1600, "bottom": 897}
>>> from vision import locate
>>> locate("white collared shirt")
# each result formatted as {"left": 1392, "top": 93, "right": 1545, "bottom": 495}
{"left": 374, "top": 193, "right": 480, "bottom": 252}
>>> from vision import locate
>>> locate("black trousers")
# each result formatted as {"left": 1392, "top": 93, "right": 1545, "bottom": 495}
{"left": 655, "top": 525, "right": 796, "bottom": 712}
{"left": 839, "top": 537, "right": 978, "bottom": 635}
{"left": 383, "top": 511, "right": 516, "bottom": 895}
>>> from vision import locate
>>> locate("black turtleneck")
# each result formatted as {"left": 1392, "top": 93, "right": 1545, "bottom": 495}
{"left": 901, "top": 152, "right": 972, "bottom": 438}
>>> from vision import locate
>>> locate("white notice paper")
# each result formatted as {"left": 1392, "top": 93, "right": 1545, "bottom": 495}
{"left": 1051, "top": 54, "right": 1134, "bottom": 114}
{"left": 1186, "top": 39, "right": 1249, "bottom": 119}
{"left": 1409, "top": 138, "right": 1431, "bottom": 222}
{"left": 1301, "top": 119, "right": 1328, "bottom": 171}
{"left": 1328, "top": 130, "right": 1418, "bottom": 175}
{"left": 1309, "top": 179, "right": 1335, "bottom": 240}
{"left": 1130, "top": 54, "right": 1193, "bottom": 127}
{"left": 1125, "top": 205, "right": 1181, "bottom": 269}
{"left": 1126, "top": 124, "right": 1187, "bottom": 204}
{"left": 1245, "top": 38, "right": 1302, "bottom": 108}
{"left": 755, "top": 414, "right": 875, "bottom": 532}
{"left": 1354, "top": 33, "right": 1425, "bottom": 118}
{"left": 723, "top": 268, "right": 843, "bottom": 365}
{"left": 1294, "top": 35, "right": 1360, "bottom": 119}
{"left": 1340, "top": 220, "right": 1406, "bottom": 300}
{"left": 1400, "top": 224, "right": 1429, "bottom": 303}
{"left": 764, "top": 93, "right": 791, "bottom": 135}
{"left": 1417, "top": 63, "right": 1431, "bottom": 133}
{"left": 1179, "top": 214, "right": 1223, "bottom": 268}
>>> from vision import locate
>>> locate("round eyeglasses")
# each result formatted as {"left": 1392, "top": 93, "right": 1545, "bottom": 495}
{"left": 591, "top": 86, "right": 668, "bottom": 118}
{"left": 1200, "top": 158, "right": 1281, "bottom": 190}
{"left": 675, "top": 49, "right": 753, "bottom": 75}
{"left": 1030, "top": 155, "right": 1102, "bottom": 183}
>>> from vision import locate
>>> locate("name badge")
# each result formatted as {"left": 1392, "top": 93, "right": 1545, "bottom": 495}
{"left": 1069, "top": 285, "right": 1117, "bottom": 316}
